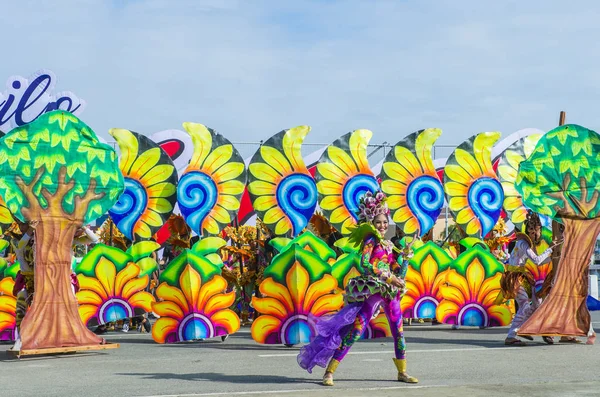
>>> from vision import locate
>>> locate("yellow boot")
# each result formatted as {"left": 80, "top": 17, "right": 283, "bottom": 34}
{"left": 393, "top": 358, "right": 418, "bottom": 383}
{"left": 322, "top": 359, "right": 339, "bottom": 386}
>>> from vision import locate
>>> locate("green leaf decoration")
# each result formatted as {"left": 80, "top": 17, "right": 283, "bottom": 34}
{"left": 450, "top": 245, "right": 503, "bottom": 279}
{"left": 269, "top": 237, "right": 293, "bottom": 253}
{"left": 75, "top": 244, "right": 132, "bottom": 277}
{"left": 5, "top": 262, "right": 21, "bottom": 279}
{"left": 330, "top": 252, "right": 364, "bottom": 288}
{"left": 136, "top": 257, "right": 158, "bottom": 277}
{"left": 333, "top": 237, "right": 361, "bottom": 254}
{"left": 263, "top": 244, "right": 330, "bottom": 285}
{"left": 191, "top": 237, "right": 227, "bottom": 256}
{"left": 408, "top": 241, "right": 453, "bottom": 273}
{"left": 287, "top": 231, "right": 336, "bottom": 262}
{"left": 459, "top": 237, "right": 490, "bottom": 252}
{"left": 160, "top": 249, "right": 221, "bottom": 287}
{"left": 127, "top": 241, "right": 161, "bottom": 262}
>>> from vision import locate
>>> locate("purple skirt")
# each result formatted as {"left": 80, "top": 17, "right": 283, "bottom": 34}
{"left": 297, "top": 302, "right": 362, "bottom": 373}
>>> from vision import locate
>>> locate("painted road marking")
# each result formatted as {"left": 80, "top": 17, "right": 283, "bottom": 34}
{"left": 258, "top": 346, "right": 521, "bottom": 358}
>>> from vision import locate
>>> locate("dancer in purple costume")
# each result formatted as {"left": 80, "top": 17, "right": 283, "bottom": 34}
{"left": 297, "top": 191, "right": 418, "bottom": 386}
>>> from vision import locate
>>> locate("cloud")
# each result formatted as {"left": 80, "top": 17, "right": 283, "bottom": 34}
{"left": 1, "top": 0, "right": 599, "bottom": 159}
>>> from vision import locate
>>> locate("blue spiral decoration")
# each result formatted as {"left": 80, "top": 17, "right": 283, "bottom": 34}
{"left": 109, "top": 178, "right": 147, "bottom": 240}
{"left": 468, "top": 177, "right": 504, "bottom": 237}
{"left": 406, "top": 176, "right": 445, "bottom": 237}
{"left": 275, "top": 174, "right": 318, "bottom": 237}
{"left": 177, "top": 171, "right": 219, "bottom": 235}
{"left": 343, "top": 175, "right": 380, "bottom": 221}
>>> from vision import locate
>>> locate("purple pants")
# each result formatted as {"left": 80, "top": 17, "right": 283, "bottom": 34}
{"left": 333, "top": 293, "right": 406, "bottom": 362}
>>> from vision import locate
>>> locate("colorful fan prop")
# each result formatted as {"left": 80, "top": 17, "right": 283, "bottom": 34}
{"left": 251, "top": 232, "right": 343, "bottom": 344}
{"left": 152, "top": 248, "right": 240, "bottom": 343}
{"left": 330, "top": 251, "right": 392, "bottom": 339}
{"left": 444, "top": 132, "right": 504, "bottom": 238}
{"left": 401, "top": 242, "right": 453, "bottom": 319}
{"left": 0, "top": 111, "right": 124, "bottom": 350}
{"left": 75, "top": 244, "right": 155, "bottom": 327}
{"left": 315, "top": 130, "right": 379, "bottom": 235}
{"left": 248, "top": 126, "right": 316, "bottom": 237}
{"left": 380, "top": 129, "right": 444, "bottom": 237}
{"left": 516, "top": 124, "right": 600, "bottom": 337}
{"left": 0, "top": 273, "right": 17, "bottom": 341}
{"left": 109, "top": 128, "right": 178, "bottom": 241}
{"left": 178, "top": 123, "right": 246, "bottom": 237}
{"left": 436, "top": 245, "right": 512, "bottom": 327}
{"left": 497, "top": 134, "right": 543, "bottom": 230}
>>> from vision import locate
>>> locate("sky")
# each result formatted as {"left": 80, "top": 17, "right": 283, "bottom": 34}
{"left": 2, "top": 0, "right": 599, "bottom": 158}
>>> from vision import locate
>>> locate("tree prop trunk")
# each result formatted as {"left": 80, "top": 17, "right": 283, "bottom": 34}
{"left": 20, "top": 219, "right": 103, "bottom": 349}
{"left": 17, "top": 168, "right": 105, "bottom": 350}
{"left": 519, "top": 219, "right": 600, "bottom": 336}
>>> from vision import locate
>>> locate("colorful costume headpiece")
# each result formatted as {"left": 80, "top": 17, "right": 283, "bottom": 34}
{"left": 357, "top": 191, "right": 389, "bottom": 223}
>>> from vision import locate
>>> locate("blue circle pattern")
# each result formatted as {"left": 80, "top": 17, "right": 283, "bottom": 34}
{"left": 406, "top": 176, "right": 444, "bottom": 237}
{"left": 183, "top": 318, "right": 210, "bottom": 340}
{"left": 275, "top": 174, "right": 317, "bottom": 237}
{"left": 460, "top": 307, "right": 486, "bottom": 327}
{"left": 109, "top": 178, "right": 147, "bottom": 241}
{"left": 415, "top": 299, "right": 438, "bottom": 319}
{"left": 177, "top": 171, "right": 219, "bottom": 235}
{"left": 468, "top": 177, "right": 504, "bottom": 237}
{"left": 104, "top": 304, "right": 128, "bottom": 323}
{"left": 284, "top": 320, "right": 313, "bottom": 345}
{"left": 343, "top": 175, "right": 380, "bottom": 221}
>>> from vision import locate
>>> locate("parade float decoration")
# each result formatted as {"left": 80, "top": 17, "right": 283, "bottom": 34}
{"left": 517, "top": 124, "right": 600, "bottom": 337}
{"left": 380, "top": 129, "right": 445, "bottom": 237}
{"left": 251, "top": 232, "right": 343, "bottom": 345}
{"left": 248, "top": 126, "right": 316, "bottom": 237}
{"left": 0, "top": 255, "right": 17, "bottom": 341}
{"left": 444, "top": 132, "right": 504, "bottom": 238}
{"left": 109, "top": 128, "right": 178, "bottom": 277}
{"left": 0, "top": 111, "right": 124, "bottom": 350}
{"left": 401, "top": 242, "right": 453, "bottom": 320}
{"left": 178, "top": 123, "right": 246, "bottom": 237}
{"left": 329, "top": 249, "right": 392, "bottom": 338}
{"left": 75, "top": 244, "right": 155, "bottom": 327}
{"left": 436, "top": 244, "right": 512, "bottom": 327}
{"left": 152, "top": 248, "right": 240, "bottom": 343}
{"left": 315, "top": 130, "right": 379, "bottom": 235}
{"left": 497, "top": 134, "right": 543, "bottom": 230}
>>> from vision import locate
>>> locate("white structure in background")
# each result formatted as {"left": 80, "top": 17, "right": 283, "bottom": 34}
{"left": 0, "top": 69, "right": 85, "bottom": 131}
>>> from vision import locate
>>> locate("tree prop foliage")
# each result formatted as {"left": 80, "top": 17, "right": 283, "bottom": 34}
{"left": 0, "top": 111, "right": 124, "bottom": 350}
{"left": 516, "top": 124, "right": 600, "bottom": 336}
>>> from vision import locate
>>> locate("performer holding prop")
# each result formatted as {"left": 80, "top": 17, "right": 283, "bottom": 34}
{"left": 501, "top": 211, "right": 560, "bottom": 345}
{"left": 298, "top": 191, "right": 418, "bottom": 386}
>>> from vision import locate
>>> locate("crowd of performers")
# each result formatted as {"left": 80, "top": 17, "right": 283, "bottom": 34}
{"left": 1, "top": 190, "right": 596, "bottom": 384}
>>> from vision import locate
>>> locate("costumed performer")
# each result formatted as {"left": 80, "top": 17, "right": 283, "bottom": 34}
{"left": 10, "top": 220, "right": 38, "bottom": 350}
{"left": 297, "top": 190, "right": 418, "bottom": 386}
{"left": 501, "top": 211, "right": 556, "bottom": 346}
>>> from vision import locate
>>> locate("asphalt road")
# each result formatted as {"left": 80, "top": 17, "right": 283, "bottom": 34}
{"left": 2, "top": 314, "right": 600, "bottom": 397}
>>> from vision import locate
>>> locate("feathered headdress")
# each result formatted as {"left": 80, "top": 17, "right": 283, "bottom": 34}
{"left": 357, "top": 190, "right": 389, "bottom": 223}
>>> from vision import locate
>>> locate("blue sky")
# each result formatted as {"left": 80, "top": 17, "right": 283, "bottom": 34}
{"left": 2, "top": 0, "right": 599, "bottom": 157}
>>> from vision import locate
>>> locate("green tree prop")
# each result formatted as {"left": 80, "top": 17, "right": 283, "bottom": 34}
{"left": 0, "top": 111, "right": 124, "bottom": 349}
{"left": 516, "top": 124, "right": 600, "bottom": 336}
